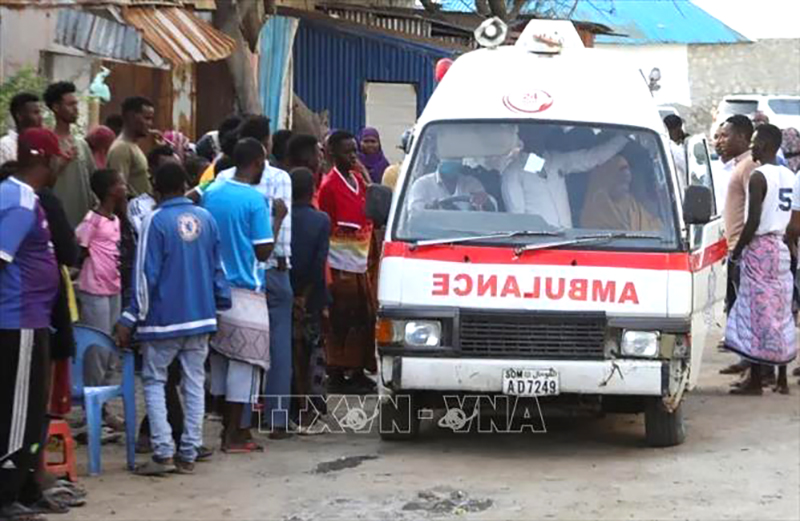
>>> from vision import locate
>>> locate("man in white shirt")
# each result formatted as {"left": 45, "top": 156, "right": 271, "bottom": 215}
{"left": 500, "top": 134, "right": 628, "bottom": 228}
{"left": 408, "top": 160, "right": 495, "bottom": 212}
{"left": 0, "top": 93, "right": 43, "bottom": 165}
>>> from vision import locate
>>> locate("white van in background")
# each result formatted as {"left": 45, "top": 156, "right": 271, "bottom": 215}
{"left": 712, "top": 95, "right": 800, "bottom": 134}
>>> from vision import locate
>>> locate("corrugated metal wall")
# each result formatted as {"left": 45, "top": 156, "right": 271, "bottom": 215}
{"left": 293, "top": 19, "right": 453, "bottom": 134}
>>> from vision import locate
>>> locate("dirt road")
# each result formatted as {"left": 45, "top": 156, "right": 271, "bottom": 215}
{"left": 63, "top": 343, "right": 800, "bottom": 521}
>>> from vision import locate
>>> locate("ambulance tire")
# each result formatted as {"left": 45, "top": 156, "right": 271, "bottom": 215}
{"left": 378, "top": 395, "right": 420, "bottom": 441}
{"left": 644, "top": 398, "right": 686, "bottom": 447}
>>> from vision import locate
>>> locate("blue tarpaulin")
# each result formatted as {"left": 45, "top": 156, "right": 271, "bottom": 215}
{"left": 259, "top": 16, "right": 299, "bottom": 132}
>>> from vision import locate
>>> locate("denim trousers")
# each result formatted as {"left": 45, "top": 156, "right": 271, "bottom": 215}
{"left": 142, "top": 334, "right": 209, "bottom": 462}
{"left": 262, "top": 269, "right": 293, "bottom": 428}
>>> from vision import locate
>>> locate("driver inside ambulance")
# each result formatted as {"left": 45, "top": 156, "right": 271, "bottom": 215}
{"left": 408, "top": 159, "right": 496, "bottom": 212}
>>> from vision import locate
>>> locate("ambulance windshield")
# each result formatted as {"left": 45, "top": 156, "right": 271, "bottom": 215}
{"left": 395, "top": 121, "right": 678, "bottom": 249}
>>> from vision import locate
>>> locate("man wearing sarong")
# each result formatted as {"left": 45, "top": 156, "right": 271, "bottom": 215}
{"left": 725, "top": 124, "right": 797, "bottom": 395}
{"left": 290, "top": 167, "right": 330, "bottom": 432}
{"left": 202, "top": 138, "right": 274, "bottom": 451}
{"left": 318, "top": 131, "right": 376, "bottom": 393}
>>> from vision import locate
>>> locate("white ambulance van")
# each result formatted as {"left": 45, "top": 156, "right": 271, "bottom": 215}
{"left": 366, "top": 20, "right": 724, "bottom": 447}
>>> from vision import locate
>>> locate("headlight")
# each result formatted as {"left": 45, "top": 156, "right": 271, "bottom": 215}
{"left": 376, "top": 319, "right": 442, "bottom": 348}
{"left": 621, "top": 330, "right": 660, "bottom": 357}
{"left": 404, "top": 321, "right": 441, "bottom": 348}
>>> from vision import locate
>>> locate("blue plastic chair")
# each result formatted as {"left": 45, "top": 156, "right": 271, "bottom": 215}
{"left": 71, "top": 325, "right": 136, "bottom": 475}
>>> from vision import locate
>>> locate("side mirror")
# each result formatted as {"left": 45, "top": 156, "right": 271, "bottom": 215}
{"left": 692, "top": 141, "right": 707, "bottom": 166}
{"left": 683, "top": 185, "right": 712, "bottom": 225}
{"left": 400, "top": 129, "right": 414, "bottom": 154}
{"left": 366, "top": 184, "right": 393, "bottom": 228}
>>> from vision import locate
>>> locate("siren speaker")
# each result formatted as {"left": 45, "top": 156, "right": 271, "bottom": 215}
{"left": 474, "top": 17, "right": 508, "bottom": 49}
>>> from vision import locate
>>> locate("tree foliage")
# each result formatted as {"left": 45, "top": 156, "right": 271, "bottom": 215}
{"left": 0, "top": 67, "right": 51, "bottom": 134}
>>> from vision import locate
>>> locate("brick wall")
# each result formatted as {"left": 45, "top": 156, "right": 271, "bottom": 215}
{"left": 686, "top": 38, "right": 800, "bottom": 134}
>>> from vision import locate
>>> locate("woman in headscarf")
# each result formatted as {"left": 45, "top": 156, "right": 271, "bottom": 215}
{"left": 358, "top": 127, "right": 391, "bottom": 184}
{"left": 781, "top": 127, "right": 800, "bottom": 174}
{"left": 580, "top": 145, "right": 661, "bottom": 232}
{"left": 85, "top": 125, "right": 116, "bottom": 168}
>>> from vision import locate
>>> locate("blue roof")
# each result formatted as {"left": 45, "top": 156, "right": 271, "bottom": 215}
{"left": 434, "top": 0, "right": 749, "bottom": 44}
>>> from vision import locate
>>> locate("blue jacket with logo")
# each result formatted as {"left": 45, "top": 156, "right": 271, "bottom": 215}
{"left": 118, "top": 197, "right": 231, "bottom": 340}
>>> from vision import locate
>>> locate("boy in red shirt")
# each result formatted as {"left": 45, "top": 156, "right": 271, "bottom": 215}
{"left": 317, "top": 131, "right": 376, "bottom": 393}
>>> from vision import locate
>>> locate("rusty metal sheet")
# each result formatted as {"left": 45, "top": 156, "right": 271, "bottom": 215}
{"left": 122, "top": 6, "right": 234, "bottom": 64}
{"left": 1, "top": 1, "right": 184, "bottom": 6}
{"left": 55, "top": 8, "right": 143, "bottom": 61}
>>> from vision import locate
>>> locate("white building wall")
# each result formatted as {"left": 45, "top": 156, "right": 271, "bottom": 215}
{"left": 595, "top": 43, "right": 691, "bottom": 107}
{"left": 0, "top": 7, "right": 58, "bottom": 81}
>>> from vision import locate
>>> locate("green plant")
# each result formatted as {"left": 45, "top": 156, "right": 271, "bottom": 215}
{"left": 0, "top": 67, "right": 52, "bottom": 134}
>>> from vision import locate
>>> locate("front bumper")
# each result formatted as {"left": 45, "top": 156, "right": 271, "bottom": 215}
{"left": 381, "top": 356, "right": 667, "bottom": 396}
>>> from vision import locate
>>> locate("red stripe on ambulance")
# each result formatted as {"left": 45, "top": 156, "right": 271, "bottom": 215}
{"left": 382, "top": 240, "right": 727, "bottom": 273}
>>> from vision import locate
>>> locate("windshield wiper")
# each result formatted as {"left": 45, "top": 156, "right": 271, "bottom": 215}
{"left": 412, "top": 230, "right": 564, "bottom": 249}
{"left": 514, "top": 231, "right": 664, "bottom": 255}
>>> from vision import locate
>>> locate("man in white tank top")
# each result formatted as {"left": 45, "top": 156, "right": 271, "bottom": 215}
{"left": 725, "top": 124, "right": 797, "bottom": 395}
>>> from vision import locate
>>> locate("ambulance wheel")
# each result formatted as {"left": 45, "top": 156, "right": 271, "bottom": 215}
{"left": 378, "top": 395, "right": 420, "bottom": 441}
{"left": 644, "top": 398, "right": 686, "bottom": 447}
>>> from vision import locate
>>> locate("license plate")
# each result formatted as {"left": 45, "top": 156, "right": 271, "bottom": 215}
{"left": 502, "top": 368, "right": 560, "bottom": 397}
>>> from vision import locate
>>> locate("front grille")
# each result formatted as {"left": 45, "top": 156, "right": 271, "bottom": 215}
{"left": 458, "top": 312, "right": 606, "bottom": 359}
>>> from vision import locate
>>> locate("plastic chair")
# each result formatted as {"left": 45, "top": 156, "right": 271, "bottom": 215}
{"left": 45, "top": 418, "right": 77, "bottom": 482}
{"left": 71, "top": 325, "right": 136, "bottom": 476}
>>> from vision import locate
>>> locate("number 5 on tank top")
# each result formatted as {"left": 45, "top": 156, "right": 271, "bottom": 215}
{"left": 779, "top": 188, "right": 792, "bottom": 211}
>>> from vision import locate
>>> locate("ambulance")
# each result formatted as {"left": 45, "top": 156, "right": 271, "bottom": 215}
{"left": 366, "top": 19, "right": 724, "bottom": 447}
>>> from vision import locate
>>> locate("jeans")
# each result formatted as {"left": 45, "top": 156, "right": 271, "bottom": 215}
{"left": 141, "top": 334, "right": 209, "bottom": 462}
{"left": 139, "top": 360, "right": 184, "bottom": 445}
{"left": 78, "top": 291, "right": 121, "bottom": 387}
{"left": 262, "top": 269, "right": 293, "bottom": 428}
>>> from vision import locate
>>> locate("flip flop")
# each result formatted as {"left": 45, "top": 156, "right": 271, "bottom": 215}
{"left": 221, "top": 441, "right": 264, "bottom": 454}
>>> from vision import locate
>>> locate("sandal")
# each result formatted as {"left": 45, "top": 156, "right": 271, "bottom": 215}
{"left": 50, "top": 480, "right": 87, "bottom": 499}
{"left": 221, "top": 441, "right": 264, "bottom": 454}
{"left": 0, "top": 502, "right": 48, "bottom": 521}
{"left": 134, "top": 457, "right": 176, "bottom": 476}
{"left": 43, "top": 488, "right": 86, "bottom": 508}
{"left": 24, "top": 494, "right": 69, "bottom": 515}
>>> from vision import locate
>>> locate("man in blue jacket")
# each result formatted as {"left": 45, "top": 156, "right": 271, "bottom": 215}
{"left": 115, "top": 162, "right": 231, "bottom": 475}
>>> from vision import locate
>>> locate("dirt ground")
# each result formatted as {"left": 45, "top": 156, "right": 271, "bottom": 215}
{"left": 62, "top": 336, "right": 800, "bottom": 521}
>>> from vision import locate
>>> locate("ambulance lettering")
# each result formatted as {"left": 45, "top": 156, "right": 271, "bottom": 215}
{"left": 431, "top": 273, "right": 639, "bottom": 305}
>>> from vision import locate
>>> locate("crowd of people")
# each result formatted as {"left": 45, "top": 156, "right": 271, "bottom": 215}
{"left": 1, "top": 75, "right": 798, "bottom": 520}
{"left": 666, "top": 113, "right": 800, "bottom": 395}
{"left": 0, "top": 81, "right": 398, "bottom": 519}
